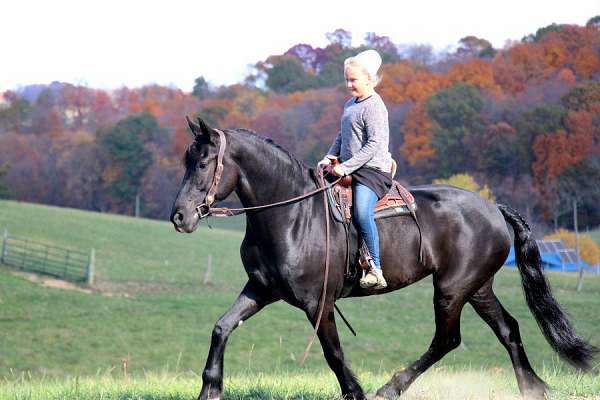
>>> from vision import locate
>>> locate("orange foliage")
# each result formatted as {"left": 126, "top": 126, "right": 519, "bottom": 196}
{"left": 400, "top": 103, "right": 436, "bottom": 165}
{"left": 557, "top": 68, "right": 577, "bottom": 84}
{"left": 532, "top": 110, "right": 595, "bottom": 184}
{"left": 573, "top": 47, "right": 600, "bottom": 77}
{"left": 448, "top": 59, "right": 500, "bottom": 93}
{"left": 379, "top": 62, "right": 450, "bottom": 103}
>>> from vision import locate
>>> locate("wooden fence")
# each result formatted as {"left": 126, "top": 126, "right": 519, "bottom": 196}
{"left": 1, "top": 229, "right": 95, "bottom": 285}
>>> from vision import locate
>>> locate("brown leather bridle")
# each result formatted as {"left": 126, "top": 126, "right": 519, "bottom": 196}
{"left": 194, "top": 128, "right": 341, "bottom": 219}
{"left": 194, "top": 128, "right": 227, "bottom": 219}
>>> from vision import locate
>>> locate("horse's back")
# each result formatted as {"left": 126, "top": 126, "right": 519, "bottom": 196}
{"left": 362, "top": 184, "right": 512, "bottom": 295}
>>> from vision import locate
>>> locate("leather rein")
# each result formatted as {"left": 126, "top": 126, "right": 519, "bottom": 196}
{"left": 195, "top": 129, "right": 341, "bottom": 219}
{"left": 193, "top": 128, "right": 343, "bottom": 364}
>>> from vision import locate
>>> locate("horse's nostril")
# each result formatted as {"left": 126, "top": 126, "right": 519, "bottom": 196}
{"left": 173, "top": 212, "right": 184, "bottom": 225}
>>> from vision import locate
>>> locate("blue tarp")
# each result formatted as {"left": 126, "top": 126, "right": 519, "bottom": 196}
{"left": 504, "top": 246, "right": 591, "bottom": 272}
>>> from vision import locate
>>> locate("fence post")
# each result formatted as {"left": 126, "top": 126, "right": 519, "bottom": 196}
{"left": 1, "top": 229, "right": 7, "bottom": 264}
{"left": 203, "top": 254, "right": 212, "bottom": 285}
{"left": 86, "top": 248, "right": 95, "bottom": 286}
{"left": 21, "top": 239, "right": 28, "bottom": 270}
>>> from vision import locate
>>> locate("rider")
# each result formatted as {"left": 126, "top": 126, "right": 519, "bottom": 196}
{"left": 319, "top": 49, "right": 393, "bottom": 289}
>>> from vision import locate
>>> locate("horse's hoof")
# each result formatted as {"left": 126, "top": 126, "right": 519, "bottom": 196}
{"left": 375, "top": 383, "right": 399, "bottom": 400}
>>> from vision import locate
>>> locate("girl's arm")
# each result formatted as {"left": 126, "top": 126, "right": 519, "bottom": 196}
{"left": 327, "top": 131, "right": 342, "bottom": 157}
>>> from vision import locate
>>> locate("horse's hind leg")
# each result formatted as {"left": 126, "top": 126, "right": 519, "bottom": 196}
{"left": 469, "top": 279, "right": 548, "bottom": 399}
{"left": 198, "top": 280, "right": 277, "bottom": 400}
{"left": 307, "top": 304, "right": 366, "bottom": 400}
{"left": 375, "top": 285, "right": 465, "bottom": 399}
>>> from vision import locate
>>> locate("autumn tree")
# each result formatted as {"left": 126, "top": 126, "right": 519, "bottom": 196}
{"left": 545, "top": 229, "right": 600, "bottom": 266}
{"left": 433, "top": 173, "right": 495, "bottom": 202}
{"left": 326, "top": 29, "right": 352, "bottom": 48}
{"left": 0, "top": 91, "right": 31, "bottom": 133}
{"left": 0, "top": 163, "right": 10, "bottom": 199}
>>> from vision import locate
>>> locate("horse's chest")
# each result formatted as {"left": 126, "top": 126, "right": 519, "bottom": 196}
{"left": 240, "top": 241, "right": 309, "bottom": 301}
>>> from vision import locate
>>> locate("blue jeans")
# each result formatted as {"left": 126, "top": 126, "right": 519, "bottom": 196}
{"left": 353, "top": 183, "right": 381, "bottom": 269}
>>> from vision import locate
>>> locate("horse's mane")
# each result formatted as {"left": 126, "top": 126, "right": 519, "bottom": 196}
{"left": 229, "top": 128, "right": 311, "bottom": 173}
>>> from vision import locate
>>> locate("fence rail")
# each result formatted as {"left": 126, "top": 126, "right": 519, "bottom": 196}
{"left": 1, "top": 229, "right": 94, "bottom": 284}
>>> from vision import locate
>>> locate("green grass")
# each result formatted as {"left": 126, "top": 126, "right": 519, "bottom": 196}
{"left": 1, "top": 200, "right": 599, "bottom": 398}
{"left": 1, "top": 369, "right": 599, "bottom": 399}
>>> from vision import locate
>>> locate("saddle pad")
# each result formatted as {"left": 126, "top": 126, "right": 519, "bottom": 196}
{"left": 326, "top": 180, "right": 417, "bottom": 223}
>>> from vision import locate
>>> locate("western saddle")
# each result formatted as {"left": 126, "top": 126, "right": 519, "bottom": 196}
{"left": 325, "top": 158, "right": 417, "bottom": 224}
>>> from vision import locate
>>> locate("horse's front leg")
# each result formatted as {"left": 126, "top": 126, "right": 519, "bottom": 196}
{"left": 306, "top": 303, "right": 366, "bottom": 400}
{"left": 198, "top": 280, "right": 277, "bottom": 400}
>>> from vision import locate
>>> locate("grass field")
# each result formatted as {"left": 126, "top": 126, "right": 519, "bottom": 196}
{"left": 1, "top": 199, "right": 599, "bottom": 399}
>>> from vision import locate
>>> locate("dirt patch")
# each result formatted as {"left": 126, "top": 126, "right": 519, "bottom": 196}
{"left": 11, "top": 270, "right": 187, "bottom": 298}
{"left": 93, "top": 281, "right": 175, "bottom": 296}
{"left": 13, "top": 271, "right": 94, "bottom": 294}
{"left": 11, "top": 271, "right": 133, "bottom": 297}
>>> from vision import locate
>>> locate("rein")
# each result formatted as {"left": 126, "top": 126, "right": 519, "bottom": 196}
{"left": 193, "top": 128, "right": 345, "bottom": 363}
{"left": 194, "top": 129, "right": 342, "bottom": 219}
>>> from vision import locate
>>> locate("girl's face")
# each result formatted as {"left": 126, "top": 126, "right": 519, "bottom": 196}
{"left": 344, "top": 65, "right": 373, "bottom": 100}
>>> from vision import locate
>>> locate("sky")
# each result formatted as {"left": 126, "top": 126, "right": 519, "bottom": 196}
{"left": 1, "top": 0, "right": 598, "bottom": 93}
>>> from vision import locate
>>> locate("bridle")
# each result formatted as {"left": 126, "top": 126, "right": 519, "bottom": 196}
{"left": 194, "top": 128, "right": 227, "bottom": 219}
{"left": 194, "top": 128, "right": 341, "bottom": 219}
{"left": 191, "top": 128, "right": 347, "bottom": 364}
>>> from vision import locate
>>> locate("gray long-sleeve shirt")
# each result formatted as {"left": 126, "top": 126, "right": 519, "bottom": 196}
{"left": 327, "top": 92, "right": 392, "bottom": 175}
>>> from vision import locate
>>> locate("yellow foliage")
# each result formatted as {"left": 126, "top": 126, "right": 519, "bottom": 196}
{"left": 433, "top": 173, "right": 496, "bottom": 202}
{"left": 544, "top": 229, "right": 600, "bottom": 265}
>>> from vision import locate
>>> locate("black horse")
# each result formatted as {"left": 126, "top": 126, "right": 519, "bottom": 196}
{"left": 170, "top": 118, "right": 597, "bottom": 400}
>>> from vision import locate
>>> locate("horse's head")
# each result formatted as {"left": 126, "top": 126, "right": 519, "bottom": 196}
{"left": 170, "top": 117, "right": 238, "bottom": 233}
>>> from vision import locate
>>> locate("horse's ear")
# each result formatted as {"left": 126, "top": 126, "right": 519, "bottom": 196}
{"left": 186, "top": 115, "right": 201, "bottom": 138}
{"left": 197, "top": 117, "right": 213, "bottom": 137}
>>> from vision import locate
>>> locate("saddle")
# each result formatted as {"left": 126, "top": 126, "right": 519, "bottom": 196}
{"left": 321, "top": 159, "right": 424, "bottom": 272}
{"left": 326, "top": 180, "right": 417, "bottom": 224}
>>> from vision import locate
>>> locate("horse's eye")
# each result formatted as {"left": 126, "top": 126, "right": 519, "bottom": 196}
{"left": 197, "top": 162, "right": 207, "bottom": 169}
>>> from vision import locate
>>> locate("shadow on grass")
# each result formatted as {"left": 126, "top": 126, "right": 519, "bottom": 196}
{"left": 108, "top": 390, "right": 339, "bottom": 400}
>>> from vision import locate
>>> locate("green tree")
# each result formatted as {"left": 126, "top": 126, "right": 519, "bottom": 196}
{"left": 514, "top": 105, "right": 565, "bottom": 172}
{"left": 561, "top": 82, "right": 600, "bottom": 111}
{"left": 192, "top": 76, "right": 211, "bottom": 99}
{"left": 264, "top": 56, "right": 319, "bottom": 93}
{"left": 523, "top": 23, "right": 566, "bottom": 42}
{"left": 98, "top": 115, "right": 155, "bottom": 208}
{"left": 586, "top": 15, "right": 600, "bottom": 29}
{"left": 427, "top": 83, "right": 485, "bottom": 176}
{"left": 457, "top": 36, "right": 496, "bottom": 58}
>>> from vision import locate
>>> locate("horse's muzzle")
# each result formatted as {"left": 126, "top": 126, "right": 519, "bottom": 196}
{"left": 170, "top": 209, "right": 199, "bottom": 233}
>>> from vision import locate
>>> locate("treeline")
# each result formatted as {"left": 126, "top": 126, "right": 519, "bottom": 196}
{"left": 0, "top": 19, "right": 599, "bottom": 229}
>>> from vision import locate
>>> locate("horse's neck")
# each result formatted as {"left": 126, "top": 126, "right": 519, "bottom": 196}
{"left": 231, "top": 133, "right": 315, "bottom": 208}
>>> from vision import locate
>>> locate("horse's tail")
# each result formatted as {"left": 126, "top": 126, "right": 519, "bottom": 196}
{"left": 498, "top": 203, "right": 598, "bottom": 370}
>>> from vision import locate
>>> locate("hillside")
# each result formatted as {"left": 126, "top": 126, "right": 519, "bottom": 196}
{"left": 0, "top": 199, "right": 599, "bottom": 381}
